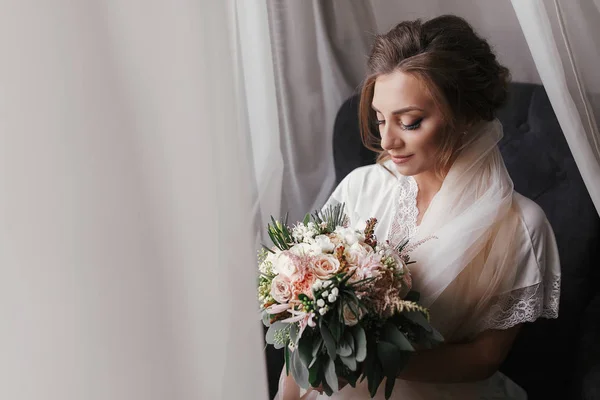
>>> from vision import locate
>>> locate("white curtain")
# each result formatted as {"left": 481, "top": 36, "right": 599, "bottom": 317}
{"left": 511, "top": 0, "right": 600, "bottom": 215}
{"left": 0, "top": 1, "right": 268, "bottom": 399}
{"left": 266, "top": 0, "right": 378, "bottom": 224}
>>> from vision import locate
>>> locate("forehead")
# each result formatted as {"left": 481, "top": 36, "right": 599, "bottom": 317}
{"left": 372, "top": 71, "right": 434, "bottom": 111}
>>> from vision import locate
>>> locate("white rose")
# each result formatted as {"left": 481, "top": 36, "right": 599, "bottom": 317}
{"left": 344, "top": 242, "right": 369, "bottom": 267}
{"left": 272, "top": 251, "right": 297, "bottom": 278}
{"left": 334, "top": 227, "right": 363, "bottom": 246}
{"left": 311, "top": 254, "right": 340, "bottom": 279}
{"left": 289, "top": 242, "right": 321, "bottom": 257}
{"left": 342, "top": 303, "right": 363, "bottom": 326}
{"left": 313, "top": 235, "right": 335, "bottom": 253}
{"left": 270, "top": 275, "right": 292, "bottom": 303}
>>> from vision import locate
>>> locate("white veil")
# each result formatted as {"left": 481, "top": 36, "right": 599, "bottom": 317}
{"left": 409, "top": 119, "right": 522, "bottom": 339}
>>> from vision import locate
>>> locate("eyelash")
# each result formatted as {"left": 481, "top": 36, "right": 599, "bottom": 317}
{"left": 375, "top": 118, "right": 423, "bottom": 131}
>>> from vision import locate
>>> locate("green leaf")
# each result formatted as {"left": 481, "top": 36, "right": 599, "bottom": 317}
{"left": 368, "top": 362, "right": 383, "bottom": 398}
{"left": 329, "top": 317, "right": 341, "bottom": 342}
{"left": 308, "top": 358, "right": 321, "bottom": 387}
{"left": 382, "top": 322, "right": 414, "bottom": 352}
{"left": 298, "top": 334, "right": 313, "bottom": 368}
{"left": 404, "top": 310, "right": 433, "bottom": 333}
{"left": 340, "top": 354, "right": 357, "bottom": 371}
{"left": 289, "top": 322, "right": 299, "bottom": 345}
{"left": 290, "top": 349, "right": 310, "bottom": 389}
{"left": 311, "top": 336, "right": 323, "bottom": 359}
{"left": 284, "top": 345, "right": 290, "bottom": 376}
{"left": 377, "top": 341, "right": 402, "bottom": 378}
{"left": 431, "top": 327, "right": 444, "bottom": 343}
{"left": 303, "top": 213, "right": 311, "bottom": 226}
{"left": 320, "top": 323, "right": 337, "bottom": 361}
{"left": 384, "top": 376, "right": 396, "bottom": 400}
{"left": 324, "top": 357, "right": 338, "bottom": 393}
{"left": 352, "top": 325, "right": 367, "bottom": 362}
{"left": 403, "top": 290, "right": 420, "bottom": 303}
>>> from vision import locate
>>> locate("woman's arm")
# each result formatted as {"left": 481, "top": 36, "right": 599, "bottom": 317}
{"left": 398, "top": 325, "right": 521, "bottom": 383}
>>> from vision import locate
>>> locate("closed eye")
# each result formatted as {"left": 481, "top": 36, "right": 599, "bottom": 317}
{"left": 401, "top": 118, "right": 423, "bottom": 131}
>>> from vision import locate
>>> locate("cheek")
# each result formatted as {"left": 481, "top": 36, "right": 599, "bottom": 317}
{"left": 411, "top": 126, "right": 444, "bottom": 156}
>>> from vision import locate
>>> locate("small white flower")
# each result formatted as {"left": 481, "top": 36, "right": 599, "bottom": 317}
{"left": 323, "top": 280, "right": 332, "bottom": 288}
{"left": 319, "top": 307, "right": 328, "bottom": 316}
{"left": 331, "top": 287, "right": 339, "bottom": 296}
{"left": 328, "top": 294, "right": 337, "bottom": 303}
{"left": 312, "top": 280, "right": 323, "bottom": 290}
{"left": 317, "top": 299, "right": 325, "bottom": 307}
{"left": 322, "top": 290, "right": 329, "bottom": 298}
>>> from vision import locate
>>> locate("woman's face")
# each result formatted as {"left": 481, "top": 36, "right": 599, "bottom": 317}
{"left": 372, "top": 70, "right": 447, "bottom": 176}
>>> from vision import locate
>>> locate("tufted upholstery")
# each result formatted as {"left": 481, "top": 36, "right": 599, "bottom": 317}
{"left": 331, "top": 82, "right": 600, "bottom": 399}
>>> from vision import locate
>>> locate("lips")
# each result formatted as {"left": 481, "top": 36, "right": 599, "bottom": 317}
{"left": 391, "top": 154, "right": 414, "bottom": 164}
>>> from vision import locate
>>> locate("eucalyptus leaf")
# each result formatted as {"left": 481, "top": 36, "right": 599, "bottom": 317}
{"left": 345, "top": 330, "right": 355, "bottom": 353}
{"left": 290, "top": 349, "right": 310, "bottom": 389}
{"left": 320, "top": 323, "right": 337, "bottom": 361}
{"left": 336, "top": 335, "right": 353, "bottom": 357}
{"left": 352, "top": 325, "right": 367, "bottom": 362}
{"left": 382, "top": 322, "right": 414, "bottom": 352}
{"left": 324, "top": 357, "right": 339, "bottom": 393}
{"left": 340, "top": 354, "right": 357, "bottom": 371}
{"left": 261, "top": 311, "right": 271, "bottom": 328}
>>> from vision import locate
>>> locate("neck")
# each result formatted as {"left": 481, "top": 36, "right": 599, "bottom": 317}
{"left": 413, "top": 170, "right": 444, "bottom": 200}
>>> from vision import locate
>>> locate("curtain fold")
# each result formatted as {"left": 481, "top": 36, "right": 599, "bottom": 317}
{"left": 266, "top": 0, "right": 378, "bottom": 223}
{"left": 0, "top": 1, "right": 268, "bottom": 399}
{"left": 511, "top": 0, "right": 600, "bottom": 215}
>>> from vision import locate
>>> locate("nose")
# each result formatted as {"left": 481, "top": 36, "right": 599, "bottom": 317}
{"left": 380, "top": 123, "right": 404, "bottom": 152}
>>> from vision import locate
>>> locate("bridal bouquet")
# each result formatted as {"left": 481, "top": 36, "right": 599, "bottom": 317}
{"left": 258, "top": 204, "right": 442, "bottom": 399}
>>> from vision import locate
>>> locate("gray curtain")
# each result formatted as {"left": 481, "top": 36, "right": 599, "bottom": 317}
{"left": 267, "top": 0, "right": 377, "bottom": 223}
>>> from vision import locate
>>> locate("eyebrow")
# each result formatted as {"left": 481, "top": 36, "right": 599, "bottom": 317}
{"left": 371, "top": 105, "right": 424, "bottom": 115}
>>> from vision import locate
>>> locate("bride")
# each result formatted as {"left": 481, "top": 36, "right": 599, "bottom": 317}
{"left": 275, "top": 15, "right": 560, "bottom": 400}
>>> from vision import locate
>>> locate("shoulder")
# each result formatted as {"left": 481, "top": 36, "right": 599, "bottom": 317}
{"left": 336, "top": 162, "right": 398, "bottom": 194}
{"left": 512, "top": 192, "right": 553, "bottom": 242}
{"left": 511, "top": 192, "right": 560, "bottom": 283}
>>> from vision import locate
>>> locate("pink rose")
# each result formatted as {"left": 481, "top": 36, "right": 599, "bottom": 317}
{"left": 270, "top": 275, "right": 292, "bottom": 303}
{"left": 311, "top": 254, "right": 340, "bottom": 279}
{"left": 342, "top": 303, "right": 363, "bottom": 326}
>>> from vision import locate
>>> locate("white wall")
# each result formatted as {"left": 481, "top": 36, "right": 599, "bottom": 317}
{"left": 368, "top": 0, "right": 541, "bottom": 84}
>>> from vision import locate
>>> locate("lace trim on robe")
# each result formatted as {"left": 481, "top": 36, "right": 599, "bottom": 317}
{"left": 476, "top": 274, "right": 561, "bottom": 332}
{"left": 388, "top": 175, "right": 419, "bottom": 246}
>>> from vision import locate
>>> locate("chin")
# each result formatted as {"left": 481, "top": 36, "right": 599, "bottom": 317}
{"left": 393, "top": 164, "right": 421, "bottom": 177}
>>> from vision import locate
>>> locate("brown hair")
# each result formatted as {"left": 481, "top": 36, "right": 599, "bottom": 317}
{"left": 359, "top": 15, "right": 510, "bottom": 175}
